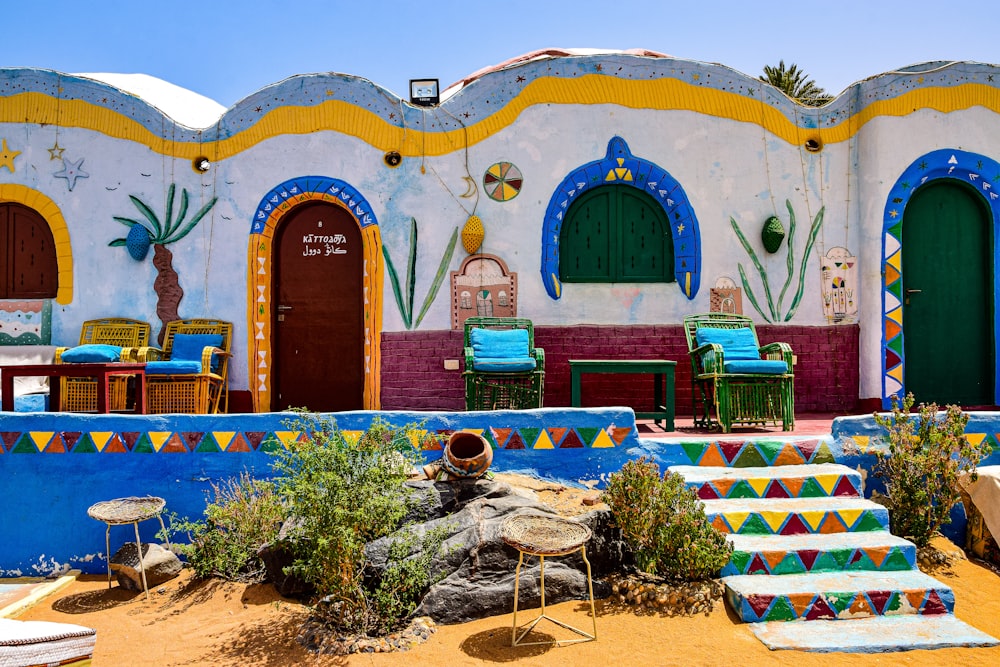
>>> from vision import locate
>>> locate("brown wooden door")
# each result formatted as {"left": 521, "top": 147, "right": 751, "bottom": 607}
{"left": 0, "top": 203, "right": 58, "bottom": 298}
{"left": 273, "top": 202, "right": 364, "bottom": 411}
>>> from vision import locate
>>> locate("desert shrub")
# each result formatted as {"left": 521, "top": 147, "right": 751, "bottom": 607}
{"left": 602, "top": 457, "right": 731, "bottom": 580}
{"left": 167, "top": 471, "right": 285, "bottom": 582}
{"left": 873, "top": 393, "right": 989, "bottom": 547}
{"left": 269, "top": 413, "right": 442, "bottom": 635}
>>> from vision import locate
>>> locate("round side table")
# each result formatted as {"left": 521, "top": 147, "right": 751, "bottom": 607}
{"left": 87, "top": 496, "right": 169, "bottom": 600}
{"left": 500, "top": 513, "right": 597, "bottom": 646}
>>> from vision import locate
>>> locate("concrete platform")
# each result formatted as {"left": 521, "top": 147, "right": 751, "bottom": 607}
{"left": 751, "top": 615, "right": 1000, "bottom": 653}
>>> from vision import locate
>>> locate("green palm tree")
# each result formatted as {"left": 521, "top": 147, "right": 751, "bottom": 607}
{"left": 760, "top": 61, "right": 832, "bottom": 106}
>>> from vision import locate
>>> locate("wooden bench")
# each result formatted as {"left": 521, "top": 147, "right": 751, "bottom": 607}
{"left": 569, "top": 359, "right": 675, "bottom": 430}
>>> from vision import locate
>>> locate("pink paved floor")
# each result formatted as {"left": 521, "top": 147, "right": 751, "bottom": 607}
{"left": 636, "top": 412, "right": 841, "bottom": 439}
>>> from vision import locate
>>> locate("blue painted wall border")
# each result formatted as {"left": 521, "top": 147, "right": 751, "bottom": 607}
{"left": 0, "top": 408, "right": 639, "bottom": 576}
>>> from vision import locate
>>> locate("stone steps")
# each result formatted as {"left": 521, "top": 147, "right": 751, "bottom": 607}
{"left": 724, "top": 569, "right": 954, "bottom": 622}
{"left": 700, "top": 496, "right": 889, "bottom": 535}
{"left": 722, "top": 531, "right": 916, "bottom": 576}
{"left": 670, "top": 458, "right": 999, "bottom": 652}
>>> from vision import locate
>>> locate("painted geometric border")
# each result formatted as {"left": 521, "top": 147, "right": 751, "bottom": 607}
{"left": 540, "top": 136, "right": 701, "bottom": 300}
{"left": 0, "top": 423, "right": 635, "bottom": 454}
{"left": 880, "top": 149, "right": 1000, "bottom": 407}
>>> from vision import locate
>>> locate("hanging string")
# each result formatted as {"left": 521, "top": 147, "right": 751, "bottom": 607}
{"left": 433, "top": 104, "right": 480, "bottom": 216}
{"left": 758, "top": 85, "right": 779, "bottom": 218}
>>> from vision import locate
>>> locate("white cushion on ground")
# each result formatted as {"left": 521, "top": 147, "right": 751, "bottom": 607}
{"left": 0, "top": 618, "right": 96, "bottom": 666}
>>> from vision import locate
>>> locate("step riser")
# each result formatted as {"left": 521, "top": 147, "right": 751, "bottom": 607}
{"left": 726, "top": 586, "right": 955, "bottom": 623}
{"left": 721, "top": 543, "right": 916, "bottom": 576}
{"left": 708, "top": 507, "right": 889, "bottom": 536}
{"left": 692, "top": 474, "right": 862, "bottom": 500}
{"left": 681, "top": 438, "right": 835, "bottom": 468}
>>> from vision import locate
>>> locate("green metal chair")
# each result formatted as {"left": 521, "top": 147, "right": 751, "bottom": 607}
{"left": 682, "top": 313, "right": 794, "bottom": 432}
{"left": 463, "top": 317, "right": 545, "bottom": 410}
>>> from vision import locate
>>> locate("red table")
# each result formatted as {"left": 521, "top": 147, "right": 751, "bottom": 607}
{"left": 1, "top": 363, "right": 147, "bottom": 413}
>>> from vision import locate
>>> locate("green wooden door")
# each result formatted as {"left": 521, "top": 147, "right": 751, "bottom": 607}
{"left": 560, "top": 185, "right": 672, "bottom": 283}
{"left": 902, "top": 179, "right": 994, "bottom": 406}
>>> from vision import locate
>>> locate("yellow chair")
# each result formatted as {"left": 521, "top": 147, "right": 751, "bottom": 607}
{"left": 54, "top": 318, "right": 151, "bottom": 412}
{"left": 136, "top": 319, "right": 232, "bottom": 414}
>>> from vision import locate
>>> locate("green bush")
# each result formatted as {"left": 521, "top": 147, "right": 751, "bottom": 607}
{"left": 166, "top": 471, "right": 284, "bottom": 582}
{"left": 873, "top": 393, "right": 989, "bottom": 547}
{"left": 269, "top": 413, "right": 442, "bottom": 635}
{"left": 602, "top": 457, "right": 731, "bottom": 581}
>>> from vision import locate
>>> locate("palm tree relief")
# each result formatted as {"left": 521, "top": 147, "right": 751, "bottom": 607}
{"left": 109, "top": 184, "right": 217, "bottom": 343}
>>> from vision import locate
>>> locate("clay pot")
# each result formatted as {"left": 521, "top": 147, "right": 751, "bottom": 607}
{"left": 442, "top": 431, "right": 493, "bottom": 478}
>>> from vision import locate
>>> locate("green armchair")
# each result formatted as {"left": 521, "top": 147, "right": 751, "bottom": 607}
{"left": 463, "top": 317, "right": 545, "bottom": 410}
{"left": 683, "top": 313, "right": 794, "bottom": 432}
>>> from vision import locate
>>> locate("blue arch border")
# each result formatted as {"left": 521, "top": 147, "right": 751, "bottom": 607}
{"left": 250, "top": 176, "right": 378, "bottom": 235}
{"left": 880, "top": 148, "right": 1000, "bottom": 407}
{"left": 540, "top": 137, "right": 701, "bottom": 300}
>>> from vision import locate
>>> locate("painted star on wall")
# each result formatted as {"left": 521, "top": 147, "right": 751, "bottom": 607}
{"left": 48, "top": 142, "right": 65, "bottom": 160}
{"left": 53, "top": 156, "right": 89, "bottom": 191}
{"left": 0, "top": 138, "right": 21, "bottom": 172}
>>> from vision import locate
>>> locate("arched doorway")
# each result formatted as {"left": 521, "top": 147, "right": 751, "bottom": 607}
{"left": 272, "top": 202, "right": 364, "bottom": 411}
{"left": 0, "top": 203, "right": 58, "bottom": 299}
{"left": 902, "top": 180, "right": 994, "bottom": 406}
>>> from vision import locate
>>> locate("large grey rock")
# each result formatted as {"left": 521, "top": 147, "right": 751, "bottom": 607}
{"left": 110, "top": 542, "right": 182, "bottom": 591}
{"left": 366, "top": 479, "right": 620, "bottom": 624}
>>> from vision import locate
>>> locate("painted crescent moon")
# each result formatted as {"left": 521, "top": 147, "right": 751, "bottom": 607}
{"left": 460, "top": 175, "right": 477, "bottom": 198}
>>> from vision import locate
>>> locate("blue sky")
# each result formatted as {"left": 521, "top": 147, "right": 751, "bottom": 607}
{"left": 6, "top": 0, "right": 1000, "bottom": 108}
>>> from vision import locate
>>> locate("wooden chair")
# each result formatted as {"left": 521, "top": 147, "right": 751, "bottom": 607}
{"left": 136, "top": 319, "right": 232, "bottom": 414}
{"left": 682, "top": 313, "right": 794, "bottom": 432}
{"left": 463, "top": 317, "right": 545, "bottom": 410}
{"left": 54, "top": 317, "right": 151, "bottom": 412}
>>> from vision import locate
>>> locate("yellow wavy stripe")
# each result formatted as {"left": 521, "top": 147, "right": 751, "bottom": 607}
{"left": 5, "top": 79, "right": 1000, "bottom": 161}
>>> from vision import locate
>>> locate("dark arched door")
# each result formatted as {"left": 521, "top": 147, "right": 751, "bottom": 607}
{"left": 0, "top": 203, "right": 58, "bottom": 299}
{"left": 903, "top": 180, "right": 994, "bottom": 406}
{"left": 273, "top": 202, "right": 364, "bottom": 411}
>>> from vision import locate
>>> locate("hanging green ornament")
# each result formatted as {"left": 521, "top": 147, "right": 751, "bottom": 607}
{"left": 761, "top": 215, "right": 786, "bottom": 253}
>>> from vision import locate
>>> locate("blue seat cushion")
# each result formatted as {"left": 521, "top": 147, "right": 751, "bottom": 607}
{"left": 145, "top": 360, "right": 203, "bottom": 375}
{"left": 171, "top": 333, "right": 224, "bottom": 372}
{"left": 724, "top": 359, "right": 788, "bottom": 374}
{"left": 695, "top": 327, "right": 760, "bottom": 361}
{"left": 470, "top": 328, "right": 530, "bottom": 358}
{"left": 61, "top": 344, "right": 123, "bottom": 363}
{"left": 472, "top": 356, "right": 537, "bottom": 372}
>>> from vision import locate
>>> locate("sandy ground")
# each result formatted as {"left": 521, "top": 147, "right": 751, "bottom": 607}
{"left": 17, "top": 477, "right": 1000, "bottom": 666}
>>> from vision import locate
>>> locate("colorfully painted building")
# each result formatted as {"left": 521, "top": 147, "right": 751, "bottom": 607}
{"left": 3, "top": 51, "right": 1000, "bottom": 415}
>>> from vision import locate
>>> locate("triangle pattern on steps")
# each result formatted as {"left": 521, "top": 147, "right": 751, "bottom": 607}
{"left": 671, "top": 458, "right": 999, "bottom": 652}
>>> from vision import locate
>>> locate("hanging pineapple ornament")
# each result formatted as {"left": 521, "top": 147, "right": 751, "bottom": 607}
{"left": 761, "top": 215, "right": 786, "bottom": 253}
{"left": 462, "top": 214, "right": 485, "bottom": 254}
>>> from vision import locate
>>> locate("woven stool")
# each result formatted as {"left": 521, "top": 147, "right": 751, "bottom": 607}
{"left": 500, "top": 513, "right": 597, "bottom": 646}
{"left": 87, "top": 496, "right": 169, "bottom": 600}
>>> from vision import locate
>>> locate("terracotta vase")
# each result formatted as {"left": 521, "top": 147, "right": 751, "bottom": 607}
{"left": 442, "top": 431, "right": 493, "bottom": 478}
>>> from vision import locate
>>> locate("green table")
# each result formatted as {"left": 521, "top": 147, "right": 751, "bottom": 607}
{"left": 569, "top": 359, "right": 676, "bottom": 430}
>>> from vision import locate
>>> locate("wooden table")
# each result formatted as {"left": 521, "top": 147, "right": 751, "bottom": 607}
{"left": 0, "top": 363, "right": 147, "bottom": 413}
{"left": 569, "top": 359, "right": 676, "bottom": 430}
